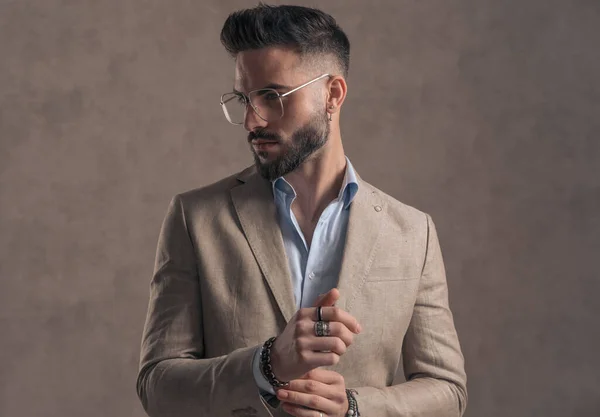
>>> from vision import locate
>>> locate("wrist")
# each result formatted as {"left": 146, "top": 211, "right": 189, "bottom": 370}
{"left": 268, "top": 340, "right": 285, "bottom": 381}
{"left": 252, "top": 346, "right": 276, "bottom": 395}
{"left": 345, "top": 388, "right": 360, "bottom": 416}
{"left": 260, "top": 337, "right": 290, "bottom": 389}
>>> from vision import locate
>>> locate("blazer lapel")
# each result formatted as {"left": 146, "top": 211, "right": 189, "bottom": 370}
{"left": 336, "top": 179, "right": 385, "bottom": 312}
{"left": 230, "top": 167, "right": 297, "bottom": 323}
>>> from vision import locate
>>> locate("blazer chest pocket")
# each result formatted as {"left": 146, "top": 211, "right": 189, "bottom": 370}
{"left": 366, "top": 265, "right": 420, "bottom": 282}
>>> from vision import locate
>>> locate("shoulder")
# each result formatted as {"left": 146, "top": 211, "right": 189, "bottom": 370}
{"left": 170, "top": 165, "right": 257, "bottom": 213}
{"left": 359, "top": 178, "right": 432, "bottom": 228}
{"left": 357, "top": 178, "right": 440, "bottom": 269}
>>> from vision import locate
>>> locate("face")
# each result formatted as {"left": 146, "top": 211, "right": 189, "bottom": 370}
{"left": 234, "top": 47, "right": 330, "bottom": 181}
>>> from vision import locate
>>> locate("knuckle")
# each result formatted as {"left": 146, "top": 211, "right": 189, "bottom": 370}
{"left": 306, "top": 369, "right": 318, "bottom": 379}
{"left": 336, "top": 326, "right": 351, "bottom": 345}
{"left": 296, "top": 337, "right": 307, "bottom": 351}
{"left": 330, "top": 321, "right": 340, "bottom": 334}
{"left": 305, "top": 380, "right": 317, "bottom": 393}
{"left": 308, "top": 396, "right": 321, "bottom": 409}
{"left": 305, "top": 319, "right": 316, "bottom": 334}
{"left": 294, "top": 322, "right": 304, "bottom": 337}
{"left": 335, "top": 340, "right": 347, "bottom": 354}
{"left": 298, "top": 349, "right": 309, "bottom": 362}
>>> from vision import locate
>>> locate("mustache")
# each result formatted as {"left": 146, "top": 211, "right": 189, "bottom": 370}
{"left": 248, "top": 129, "right": 281, "bottom": 143}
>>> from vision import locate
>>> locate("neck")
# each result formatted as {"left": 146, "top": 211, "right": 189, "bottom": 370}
{"left": 284, "top": 133, "right": 347, "bottom": 224}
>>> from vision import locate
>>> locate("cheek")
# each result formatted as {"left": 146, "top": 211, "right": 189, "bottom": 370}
{"left": 278, "top": 101, "right": 318, "bottom": 131}
{"left": 283, "top": 95, "right": 318, "bottom": 119}
{"left": 271, "top": 112, "right": 300, "bottom": 137}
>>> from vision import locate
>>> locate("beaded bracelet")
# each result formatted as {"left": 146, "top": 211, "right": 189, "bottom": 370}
{"left": 345, "top": 388, "right": 360, "bottom": 416}
{"left": 259, "top": 337, "right": 290, "bottom": 388}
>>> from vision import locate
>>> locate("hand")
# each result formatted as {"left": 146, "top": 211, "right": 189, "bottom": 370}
{"left": 313, "top": 289, "right": 338, "bottom": 308}
{"left": 276, "top": 369, "right": 349, "bottom": 417}
{"left": 270, "top": 288, "right": 362, "bottom": 382}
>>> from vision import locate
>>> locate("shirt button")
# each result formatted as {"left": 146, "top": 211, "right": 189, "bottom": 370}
{"left": 308, "top": 272, "right": 316, "bottom": 280}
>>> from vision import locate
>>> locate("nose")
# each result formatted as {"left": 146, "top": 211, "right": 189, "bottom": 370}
{"left": 243, "top": 103, "right": 268, "bottom": 132}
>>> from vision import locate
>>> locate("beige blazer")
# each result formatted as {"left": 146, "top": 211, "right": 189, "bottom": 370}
{"left": 137, "top": 165, "right": 467, "bottom": 417}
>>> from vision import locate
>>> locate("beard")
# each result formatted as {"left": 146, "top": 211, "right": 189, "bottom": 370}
{"left": 249, "top": 111, "right": 330, "bottom": 181}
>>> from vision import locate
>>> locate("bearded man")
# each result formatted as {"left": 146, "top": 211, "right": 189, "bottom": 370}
{"left": 137, "top": 4, "right": 467, "bottom": 417}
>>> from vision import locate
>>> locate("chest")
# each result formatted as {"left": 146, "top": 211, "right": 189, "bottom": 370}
{"left": 282, "top": 203, "right": 351, "bottom": 305}
{"left": 293, "top": 215, "right": 318, "bottom": 247}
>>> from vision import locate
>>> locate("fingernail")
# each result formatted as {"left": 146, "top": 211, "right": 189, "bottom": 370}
{"left": 357, "top": 324, "right": 362, "bottom": 333}
{"left": 278, "top": 390, "right": 288, "bottom": 399}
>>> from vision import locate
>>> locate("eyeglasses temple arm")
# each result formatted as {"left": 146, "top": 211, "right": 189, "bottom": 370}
{"left": 279, "top": 73, "right": 331, "bottom": 98}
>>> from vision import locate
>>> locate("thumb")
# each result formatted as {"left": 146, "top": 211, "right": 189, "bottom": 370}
{"left": 313, "top": 288, "right": 340, "bottom": 307}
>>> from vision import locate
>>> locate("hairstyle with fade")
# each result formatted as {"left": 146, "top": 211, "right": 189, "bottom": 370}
{"left": 220, "top": 3, "right": 350, "bottom": 78}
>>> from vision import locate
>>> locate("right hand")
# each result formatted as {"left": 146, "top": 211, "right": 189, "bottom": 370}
{"left": 270, "top": 288, "right": 362, "bottom": 382}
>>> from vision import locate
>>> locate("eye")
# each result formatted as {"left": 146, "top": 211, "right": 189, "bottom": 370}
{"left": 263, "top": 91, "right": 280, "bottom": 101}
{"left": 254, "top": 89, "right": 280, "bottom": 101}
{"left": 235, "top": 94, "right": 246, "bottom": 104}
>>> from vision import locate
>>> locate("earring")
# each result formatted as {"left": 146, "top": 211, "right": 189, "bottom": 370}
{"left": 328, "top": 105, "right": 334, "bottom": 122}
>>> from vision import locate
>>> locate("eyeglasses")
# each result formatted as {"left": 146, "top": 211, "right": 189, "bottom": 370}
{"left": 220, "top": 73, "right": 330, "bottom": 125}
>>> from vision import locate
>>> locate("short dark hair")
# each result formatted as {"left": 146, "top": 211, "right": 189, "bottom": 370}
{"left": 220, "top": 3, "right": 350, "bottom": 77}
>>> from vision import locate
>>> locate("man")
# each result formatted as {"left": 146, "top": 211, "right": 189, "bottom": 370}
{"left": 137, "top": 4, "right": 467, "bottom": 417}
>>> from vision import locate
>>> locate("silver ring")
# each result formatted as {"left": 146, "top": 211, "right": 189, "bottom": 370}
{"left": 314, "top": 320, "right": 330, "bottom": 337}
{"left": 317, "top": 306, "right": 323, "bottom": 322}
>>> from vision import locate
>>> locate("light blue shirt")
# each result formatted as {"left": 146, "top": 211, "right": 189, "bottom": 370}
{"left": 252, "top": 157, "right": 359, "bottom": 396}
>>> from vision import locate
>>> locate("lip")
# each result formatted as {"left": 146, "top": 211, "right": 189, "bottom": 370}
{"left": 252, "top": 141, "right": 279, "bottom": 153}
{"left": 252, "top": 139, "right": 278, "bottom": 145}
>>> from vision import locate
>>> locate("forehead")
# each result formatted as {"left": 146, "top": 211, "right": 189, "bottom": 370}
{"left": 234, "top": 47, "right": 303, "bottom": 92}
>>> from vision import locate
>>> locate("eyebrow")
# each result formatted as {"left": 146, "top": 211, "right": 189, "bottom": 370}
{"left": 264, "top": 83, "right": 291, "bottom": 90}
{"left": 233, "top": 82, "right": 291, "bottom": 93}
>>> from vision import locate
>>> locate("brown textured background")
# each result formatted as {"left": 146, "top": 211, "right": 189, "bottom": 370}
{"left": 1, "top": 1, "right": 599, "bottom": 416}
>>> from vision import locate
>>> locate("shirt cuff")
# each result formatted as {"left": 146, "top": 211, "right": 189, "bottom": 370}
{"left": 252, "top": 345, "right": 277, "bottom": 397}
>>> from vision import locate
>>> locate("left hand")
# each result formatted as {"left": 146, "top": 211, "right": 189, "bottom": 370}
{"left": 276, "top": 368, "right": 349, "bottom": 417}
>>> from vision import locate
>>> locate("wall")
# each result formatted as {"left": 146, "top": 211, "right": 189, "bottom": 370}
{"left": 1, "top": 1, "right": 598, "bottom": 416}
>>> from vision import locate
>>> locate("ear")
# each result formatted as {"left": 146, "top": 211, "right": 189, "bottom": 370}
{"left": 326, "top": 75, "right": 347, "bottom": 116}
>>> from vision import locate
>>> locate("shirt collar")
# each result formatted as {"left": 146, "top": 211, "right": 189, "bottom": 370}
{"left": 271, "top": 156, "right": 359, "bottom": 210}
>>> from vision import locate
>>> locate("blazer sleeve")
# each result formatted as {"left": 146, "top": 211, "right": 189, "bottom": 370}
{"left": 136, "top": 195, "right": 273, "bottom": 417}
{"left": 352, "top": 213, "right": 468, "bottom": 417}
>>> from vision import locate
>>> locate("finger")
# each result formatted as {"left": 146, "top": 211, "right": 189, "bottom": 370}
{"left": 315, "top": 306, "right": 362, "bottom": 334}
{"left": 286, "top": 377, "right": 346, "bottom": 405}
{"left": 300, "top": 336, "right": 347, "bottom": 356}
{"left": 312, "top": 293, "right": 327, "bottom": 307}
{"left": 299, "top": 321, "right": 354, "bottom": 346}
{"left": 286, "top": 379, "right": 338, "bottom": 398}
{"left": 280, "top": 403, "right": 324, "bottom": 417}
{"left": 277, "top": 390, "right": 337, "bottom": 416}
{"left": 312, "top": 288, "right": 339, "bottom": 307}
{"left": 320, "top": 321, "right": 354, "bottom": 346}
{"left": 300, "top": 369, "right": 345, "bottom": 386}
{"left": 294, "top": 349, "right": 342, "bottom": 367}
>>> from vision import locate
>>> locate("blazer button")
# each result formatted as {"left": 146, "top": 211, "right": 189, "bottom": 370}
{"left": 374, "top": 205, "right": 382, "bottom": 212}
